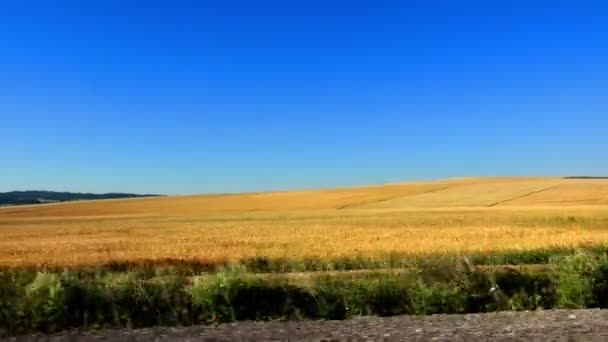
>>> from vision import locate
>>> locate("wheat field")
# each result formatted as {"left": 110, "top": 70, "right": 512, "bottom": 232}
{"left": 1, "top": 177, "right": 608, "bottom": 267}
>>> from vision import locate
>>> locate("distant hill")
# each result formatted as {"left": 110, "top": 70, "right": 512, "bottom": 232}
{"left": 1, "top": 177, "right": 608, "bottom": 218}
{"left": 564, "top": 176, "right": 608, "bottom": 179}
{"left": 0, "top": 191, "right": 162, "bottom": 206}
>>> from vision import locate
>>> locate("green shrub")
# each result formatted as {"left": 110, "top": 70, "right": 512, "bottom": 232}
{"left": 0, "top": 271, "right": 28, "bottom": 336}
{"left": 552, "top": 251, "right": 608, "bottom": 308}
{"left": 25, "top": 272, "right": 66, "bottom": 332}
{"left": 554, "top": 251, "right": 600, "bottom": 308}
{"left": 190, "top": 266, "right": 261, "bottom": 322}
{"left": 410, "top": 280, "right": 467, "bottom": 314}
{"left": 311, "top": 275, "right": 412, "bottom": 318}
{"left": 4, "top": 249, "right": 608, "bottom": 335}
{"left": 365, "top": 277, "right": 412, "bottom": 316}
{"left": 190, "top": 266, "right": 319, "bottom": 322}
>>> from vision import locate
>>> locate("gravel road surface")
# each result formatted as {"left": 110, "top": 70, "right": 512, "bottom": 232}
{"left": 8, "top": 309, "right": 608, "bottom": 341}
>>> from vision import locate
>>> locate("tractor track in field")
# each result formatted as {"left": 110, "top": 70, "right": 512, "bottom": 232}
{"left": 336, "top": 187, "right": 451, "bottom": 210}
{"left": 488, "top": 183, "right": 563, "bottom": 207}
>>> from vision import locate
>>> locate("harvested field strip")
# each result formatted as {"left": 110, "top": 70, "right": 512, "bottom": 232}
{"left": 218, "top": 264, "right": 557, "bottom": 287}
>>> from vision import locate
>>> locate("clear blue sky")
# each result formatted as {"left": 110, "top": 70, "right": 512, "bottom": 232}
{"left": 1, "top": 1, "right": 607, "bottom": 194}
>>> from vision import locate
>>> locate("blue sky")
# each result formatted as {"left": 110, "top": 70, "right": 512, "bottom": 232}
{"left": 1, "top": 1, "right": 607, "bottom": 194}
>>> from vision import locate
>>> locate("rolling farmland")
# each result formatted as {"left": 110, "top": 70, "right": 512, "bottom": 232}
{"left": 3, "top": 176, "right": 608, "bottom": 335}
{"left": 1, "top": 177, "right": 607, "bottom": 268}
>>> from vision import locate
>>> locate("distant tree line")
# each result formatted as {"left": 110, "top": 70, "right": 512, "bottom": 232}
{"left": 0, "top": 191, "right": 161, "bottom": 206}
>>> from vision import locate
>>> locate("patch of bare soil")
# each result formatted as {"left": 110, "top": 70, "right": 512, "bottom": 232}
{"left": 9, "top": 309, "right": 608, "bottom": 341}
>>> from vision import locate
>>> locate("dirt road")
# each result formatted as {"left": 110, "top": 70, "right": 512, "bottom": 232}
{"left": 9, "top": 309, "right": 608, "bottom": 341}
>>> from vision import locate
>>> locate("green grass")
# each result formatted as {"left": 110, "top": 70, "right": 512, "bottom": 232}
{"left": 3, "top": 245, "right": 606, "bottom": 278}
{"left": 5, "top": 250, "right": 608, "bottom": 336}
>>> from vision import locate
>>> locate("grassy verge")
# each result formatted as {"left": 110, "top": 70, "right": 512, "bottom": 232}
{"left": 3, "top": 250, "right": 608, "bottom": 336}
{"left": 5, "top": 244, "right": 607, "bottom": 277}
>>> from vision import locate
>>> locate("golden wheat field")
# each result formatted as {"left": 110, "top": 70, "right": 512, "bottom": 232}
{"left": 1, "top": 177, "right": 608, "bottom": 267}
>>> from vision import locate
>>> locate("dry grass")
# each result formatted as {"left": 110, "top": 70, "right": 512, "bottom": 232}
{"left": 1, "top": 177, "right": 608, "bottom": 268}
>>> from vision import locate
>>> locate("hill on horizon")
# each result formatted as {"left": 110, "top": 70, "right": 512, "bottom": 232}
{"left": 1, "top": 176, "right": 608, "bottom": 219}
{"left": 0, "top": 190, "right": 162, "bottom": 206}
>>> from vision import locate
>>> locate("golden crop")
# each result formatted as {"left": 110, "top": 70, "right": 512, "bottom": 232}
{"left": 1, "top": 177, "right": 607, "bottom": 267}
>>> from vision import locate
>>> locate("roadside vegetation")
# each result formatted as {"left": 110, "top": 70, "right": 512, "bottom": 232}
{"left": 3, "top": 250, "right": 608, "bottom": 336}
{"left": 2, "top": 177, "right": 608, "bottom": 336}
